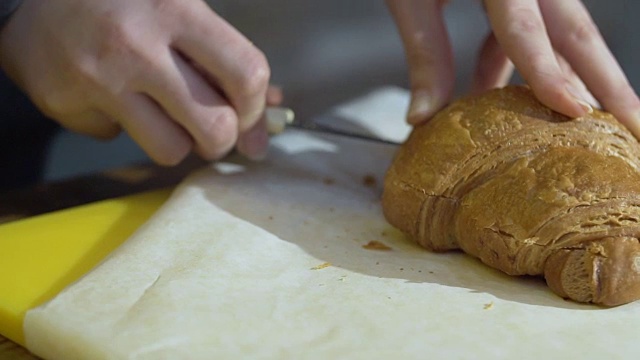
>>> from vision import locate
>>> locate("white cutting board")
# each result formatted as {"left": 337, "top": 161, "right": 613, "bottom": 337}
{"left": 24, "top": 88, "right": 640, "bottom": 359}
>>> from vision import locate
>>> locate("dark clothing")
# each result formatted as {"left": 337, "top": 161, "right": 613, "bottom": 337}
{"left": 0, "top": 70, "right": 58, "bottom": 192}
{"left": 0, "top": 0, "right": 22, "bottom": 27}
{"left": 0, "top": 0, "right": 55, "bottom": 192}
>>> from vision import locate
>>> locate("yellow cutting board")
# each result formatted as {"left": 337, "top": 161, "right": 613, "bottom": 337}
{"left": 0, "top": 189, "right": 171, "bottom": 346}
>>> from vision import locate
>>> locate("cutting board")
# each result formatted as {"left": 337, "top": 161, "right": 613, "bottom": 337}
{"left": 0, "top": 189, "right": 171, "bottom": 345}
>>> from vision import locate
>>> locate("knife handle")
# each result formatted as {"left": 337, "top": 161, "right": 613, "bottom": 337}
{"left": 265, "top": 107, "right": 295, "bottom": 135}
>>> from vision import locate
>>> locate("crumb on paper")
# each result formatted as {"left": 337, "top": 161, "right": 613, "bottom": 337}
{"left": 268, "top": 215, "right": 274, "bottom": 220}
{"left": 339, "top": 275, "right": 347, "bottom": 282}
{"left": 323, "top": 177, "right": 336, "bottom": 185}
{"left": 429, "top": 271, "right": 434, "bottom": 274}
{"left": 483, "top": 302, "right": 494, "bottom": 310}
{"left": 362, "top": 174, "right": 377, "bottom": 188}
{"left": 362, "top": 240, "right": 392, "bottom": 251}
{"left": 311, "top": 262, "right": 332, "bottom": 270}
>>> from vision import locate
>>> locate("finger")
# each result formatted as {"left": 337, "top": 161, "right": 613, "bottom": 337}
{"left": 386, "top": 0, "right": 454, "bottom": 124}
{"left": 235, "top": 85, "right": 282, "bottom": 160}
{"left": 555, "top": 52, "right": 600, "bottom": 109}
{"left": 471, "top": 32, "right": 514, "bottom": 94}
{"left": 174, "top": 4, "right": 269, "bottom": 132}
{"left": 236, "top": 116, "right": 269, "bottom": 161}
{"left": 111, "top": 94, "right": 193, "bottom": 166}
{"left": 484, "top": 0, "right": 592, "bottom": 118}
{"left": 539, "top": 0, "right": 640, "bottom": 136}
{"left": 190, "top": 63, "right": 283, "bottom": 107}
{"left": 142, "top": 50, "right": 238, "bottom": 160}
{"left": 60, "top": 110, "right": 122, "bottom": 140}
{"left": 266, "top": 85, "right": 283, "bottom": 106}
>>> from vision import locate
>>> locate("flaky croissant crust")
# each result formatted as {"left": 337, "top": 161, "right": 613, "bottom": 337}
{"left": 383, "top": 86, "right": 640, "bottom": 306}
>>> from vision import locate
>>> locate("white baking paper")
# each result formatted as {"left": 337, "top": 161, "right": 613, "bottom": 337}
{"left": 24, "top": 89, "right": 640, "bottom": 360}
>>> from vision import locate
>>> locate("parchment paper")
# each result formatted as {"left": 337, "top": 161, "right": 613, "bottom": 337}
{"left": 24, "top": 89, "right": 640, "bottom": 360}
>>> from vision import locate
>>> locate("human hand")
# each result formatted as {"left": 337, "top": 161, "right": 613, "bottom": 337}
{"left": 386, "top": 0, "right": 640, "bottom": 137}
{"left": 0, "top": 0, "right": 275, "bottom": 164}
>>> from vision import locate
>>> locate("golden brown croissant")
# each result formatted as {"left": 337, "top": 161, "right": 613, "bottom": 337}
{"left": 382, "top": 86, "right": 640, "bottom": 306}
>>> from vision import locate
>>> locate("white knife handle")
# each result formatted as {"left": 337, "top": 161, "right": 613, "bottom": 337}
{"left": 266, "top": 107, "right": 295, "bottom": 135}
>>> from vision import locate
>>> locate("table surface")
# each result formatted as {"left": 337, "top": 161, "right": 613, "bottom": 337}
{"left": 0, "top": 157, "right": 206, "bottom": 359}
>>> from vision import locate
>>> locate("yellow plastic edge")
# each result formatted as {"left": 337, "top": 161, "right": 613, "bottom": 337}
{"left": 0, "top": 188, "right": 171, "bottom": 346}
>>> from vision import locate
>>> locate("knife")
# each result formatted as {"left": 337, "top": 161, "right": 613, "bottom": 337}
{"left": 265, "top": 107, "right": 400, "bottom": 146}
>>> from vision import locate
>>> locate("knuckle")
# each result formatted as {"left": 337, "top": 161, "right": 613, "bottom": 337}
{"left": 207, "top": 108, "right": 237, "bottom": 137}
{"left": 95, "top": 13, "right": 139, "bottom": 62}
{"left": 508, "top": 8, "right": 543, "bottom": 36}
{"left": 198, "top": 108, "right": 238, "bottom": 159}
{"left": 567, "top": 17, "right": 600, "bottom": 44}
{"left": 554, "top": 17, "right": 600, "bottom": 55}
{"left": 98, "top": 25, "right": 129, "bottom": 59}
{"left": 236, "top": 50, "right": 270, "bottom": 98}
{"left": 158, "top": 0, "right": 191, "bottom": 20}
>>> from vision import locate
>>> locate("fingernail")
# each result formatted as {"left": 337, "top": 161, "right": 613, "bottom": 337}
{"left": 566, "top": 86, "right": 593, "bottom": 114}
{"left": 407, "top": 91, "right": 436, "bottom": 125}
{"left": 575, "top": 98, "right": 593, "bottom": 114}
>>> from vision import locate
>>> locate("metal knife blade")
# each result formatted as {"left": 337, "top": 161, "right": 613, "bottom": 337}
{"left": 265, "top": 107, "right": 400, "bottom": 146}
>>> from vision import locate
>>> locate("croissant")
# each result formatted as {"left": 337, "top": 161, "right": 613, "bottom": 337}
{"left": 382, "top": 86, "right": 640, "bottom": 306}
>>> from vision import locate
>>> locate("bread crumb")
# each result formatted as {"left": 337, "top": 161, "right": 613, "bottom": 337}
{"left": 483, "top": 302, "right": 494, "bottom": 310}
{"left": 268, "top": 215, "right": 274, "bottom": 220}
{"left": 323, "top": 177, "right": 336, "bottom": 185}
{"left": 311, "top": 262, "right": 331, "bottom": 270}
{"left": 362, "top": 240, "right": 392, "bottom": 251}
{"left": 362, "top": 174, "right": 377, "bottom": 187}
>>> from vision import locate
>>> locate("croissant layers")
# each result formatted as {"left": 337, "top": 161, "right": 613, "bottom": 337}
{"left": 382, "top": 86, "right": 640, "bottom": 306}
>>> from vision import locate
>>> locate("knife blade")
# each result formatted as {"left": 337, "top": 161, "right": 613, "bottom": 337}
{"left": 265, "top": 107, "right": 400, "bottom": 146}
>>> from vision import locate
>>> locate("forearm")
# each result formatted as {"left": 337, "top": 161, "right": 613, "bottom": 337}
{"left": 0, "top": 0, "right": 22, "bottom": 27}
